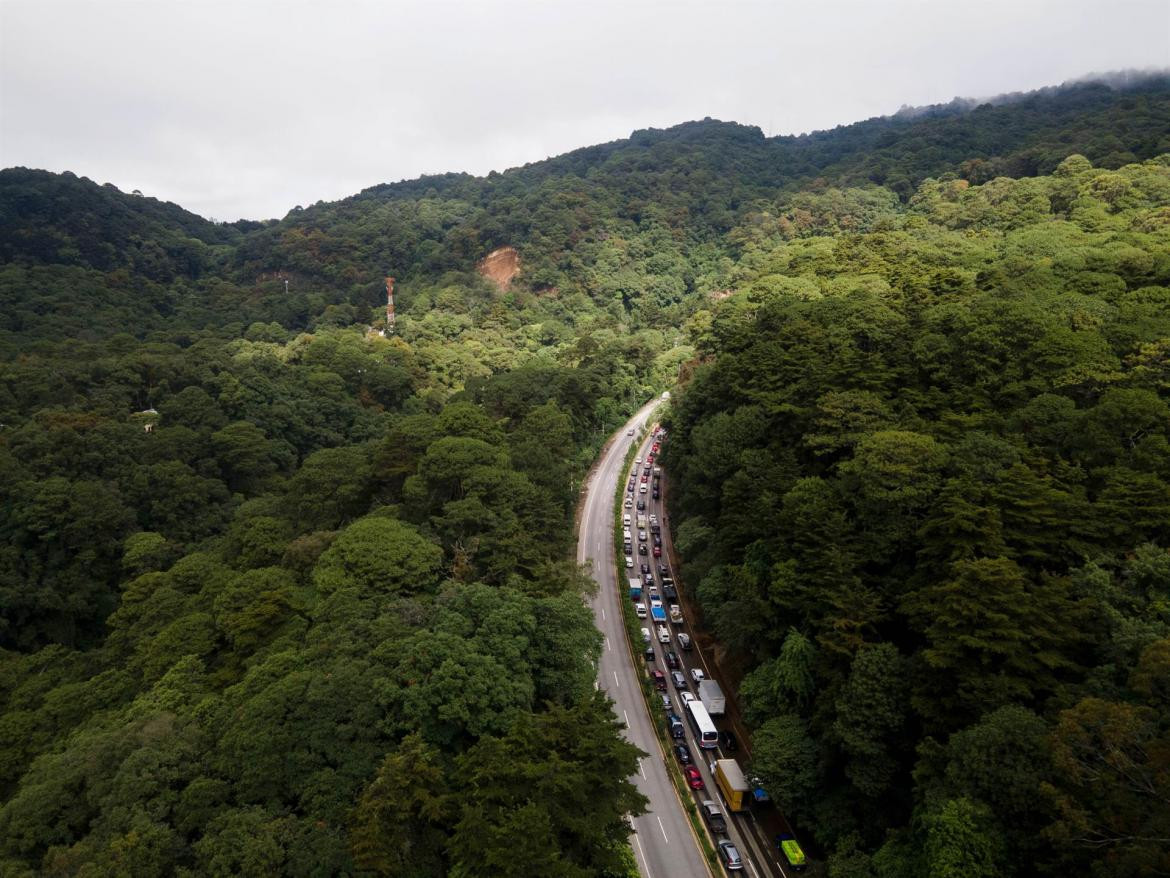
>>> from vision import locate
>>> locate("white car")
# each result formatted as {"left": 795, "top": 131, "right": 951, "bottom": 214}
{"left": 690, "top": 668, "right": 705, "bottom": 683}
{"left": 680, "top": 692, "right": 696, "bottom": 706}
{"left": 625, "top": 557, "right": 634, "bottom": 568}
{"left": 641, "top": 627, "right": 651, "bottom": 643}
{"left": 627, "top": 428, "right": 635, "bottom": 436}
{"left": 639, "top": 484, "right": 648, "bottom": 494}
{"left": 624, "top": 498, "right": 633, "bottom": 508}
{"left": 635, "top": 457, "right": 642, "bottom": 466}
{"left": 635, "top": 603, "right": 647, "bottom": 618}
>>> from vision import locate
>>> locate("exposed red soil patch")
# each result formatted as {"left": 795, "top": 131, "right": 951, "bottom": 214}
{"left": 477, "top": 246, "right": 520, "bottom": 289}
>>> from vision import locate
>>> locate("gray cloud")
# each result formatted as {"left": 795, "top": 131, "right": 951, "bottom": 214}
{"left": 3, "top": 0, "right": 1167, "bottom": 220}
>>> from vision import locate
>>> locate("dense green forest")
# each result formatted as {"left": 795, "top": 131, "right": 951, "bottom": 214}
{"left": 1, "top": 74, "right": 1168, "bottom": 876}
{"left": 0, "top": 254, "right": 672, "bottom": 873}
{"left": 664, "top": 156, "right": 1170, "bottom": 875}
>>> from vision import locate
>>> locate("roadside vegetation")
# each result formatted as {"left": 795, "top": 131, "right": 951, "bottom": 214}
{"left": 663, "top": 154, "right": 1170, "bottom": 877}
{"left": 0, "top": 74, "right": 1167, "bottom": 875}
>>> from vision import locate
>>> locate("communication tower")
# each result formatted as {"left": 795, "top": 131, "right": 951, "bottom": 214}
{"left": 385, "top": 276, "right": 396, "bottom": 334}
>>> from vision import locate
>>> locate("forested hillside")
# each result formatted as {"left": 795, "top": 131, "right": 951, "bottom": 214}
{"left": 4, "top": 77, "right": 1168, "bottom": 350}
{"left": 663, "top": 155, "right": 1170, "bottom": 876}
{"left": 0, "top": 74, "right": 1168, "bottom": 876}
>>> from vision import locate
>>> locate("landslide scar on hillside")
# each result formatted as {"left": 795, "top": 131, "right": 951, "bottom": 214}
{"left": 477, "top": 246, "right": 520, "bottom": 289}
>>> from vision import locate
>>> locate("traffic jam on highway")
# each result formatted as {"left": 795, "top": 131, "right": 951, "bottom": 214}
{"left": 622, "top": 427, "right": 808, "bottom": 876}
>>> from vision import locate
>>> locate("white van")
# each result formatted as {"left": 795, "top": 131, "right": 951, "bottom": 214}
{"left": 656, "top": 625, "right": 671, "bottom": 644}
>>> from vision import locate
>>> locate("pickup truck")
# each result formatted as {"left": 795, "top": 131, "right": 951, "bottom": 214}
{"left": 700, "top": 800, "right": 727, "bottom": 833}
{"left": 651, "top": 604, "right": 667, "bottom": 624}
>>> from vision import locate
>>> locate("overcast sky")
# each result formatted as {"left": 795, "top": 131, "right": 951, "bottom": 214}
{"left": 2, "top": 0, "right": 1167, "bottom": 221}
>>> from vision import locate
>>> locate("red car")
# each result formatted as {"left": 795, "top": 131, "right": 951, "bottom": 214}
{"left": 684, "top": 766, "right": 704, "bottom": 790}
{"left": 653, "top": 546, "right": 662, "bottom": 557}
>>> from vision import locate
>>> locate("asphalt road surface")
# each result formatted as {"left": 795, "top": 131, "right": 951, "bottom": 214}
{"left": 580, "top": 401, "right": 796, "bottom": 878}
{"left": 578, "top": 400, "right": 712, "bottom": 878}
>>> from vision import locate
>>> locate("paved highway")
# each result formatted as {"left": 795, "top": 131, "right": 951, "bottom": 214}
{"left": 578, "top": 399, "right": 711, "bottom": 878}
{"left": 580, "top": 401, "right": 795, "bottom": 878}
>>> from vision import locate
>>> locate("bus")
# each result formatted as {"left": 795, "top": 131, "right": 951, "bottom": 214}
{"left": 685, "top": 698, "right": 719, "bottom": 749}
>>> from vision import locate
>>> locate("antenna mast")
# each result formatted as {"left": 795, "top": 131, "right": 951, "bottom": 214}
{"left": 385, "top": 276, "right": 396, "bottom": 334}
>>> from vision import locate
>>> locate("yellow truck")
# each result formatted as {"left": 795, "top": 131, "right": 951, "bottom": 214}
{"left": 713, "top": 758, "right": 749, "bottom": 813}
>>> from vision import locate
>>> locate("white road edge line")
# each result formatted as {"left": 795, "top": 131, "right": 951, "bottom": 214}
{"left": 632, "top": 833, "right": 651, "bottom": 878}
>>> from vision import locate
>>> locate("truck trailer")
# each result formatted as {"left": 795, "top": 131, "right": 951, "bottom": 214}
{"left": 713, "top": 759, "right": 749, "bottom": 812}
{"left": 699, "top": 679, "right": 725, "bottom": 715}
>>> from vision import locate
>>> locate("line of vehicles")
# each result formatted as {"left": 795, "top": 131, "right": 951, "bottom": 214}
{"left": 623, "top": 428, "right": 808, "bottom": 875}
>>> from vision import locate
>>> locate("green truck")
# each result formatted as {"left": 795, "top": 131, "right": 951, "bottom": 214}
{"left": 775, "top": 833, "right": 807, "bottom": 871}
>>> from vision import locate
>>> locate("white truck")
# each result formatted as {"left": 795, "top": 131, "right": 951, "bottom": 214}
{"left": 699, "top": 679, "right": 725, "bottom": 715}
